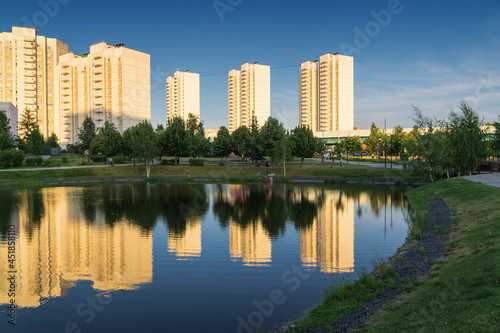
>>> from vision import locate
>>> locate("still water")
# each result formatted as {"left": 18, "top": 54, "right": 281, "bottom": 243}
{"left": 0, "top": 183, "right": 410, "bottom": 333}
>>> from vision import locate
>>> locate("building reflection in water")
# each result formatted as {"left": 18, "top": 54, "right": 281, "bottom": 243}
{"left": 167, "top": 218, "right": 202, "bottom": 259}
{"left": 0, "top": 187, "right": 153, "bottom": 308}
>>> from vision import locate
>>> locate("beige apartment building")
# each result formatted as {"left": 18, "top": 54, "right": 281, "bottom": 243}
{"left": 228, "top": 62, "right": 270, "bottom": 133}
{"left": 56, "top": 42, "right": 150, "bottom": 146}
{"left": 0, "top": 26, "right": 151, "bottom": 148}
{"left": 0, "top": 26, "right": 68, "bottom": 137}
{"left": 299, "top": 53, "right": 353, "bottom": 132}
{"left": 166, "top": 70, "right": 200, "bottom": 122}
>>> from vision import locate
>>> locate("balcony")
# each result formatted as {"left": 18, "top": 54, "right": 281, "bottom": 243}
{"left": 24, "top": 42, "right": 35, "bottom": 49}
{"left": 25, "top": 70, "right": 36, "bottom": 77}
{"left": 24, "top": 84, "right": 36, "bottom": 91}
{"left": 93, "top": 58, "right": 104, "bottom": 67}
{"left": 23, "top": 49, "right": 35, "bottom": 56}
{"left": 24, "top": 56, "right": 35, "bottom": 63}
{"left": 25, "top": 98, "right": 36, "bottom": 105}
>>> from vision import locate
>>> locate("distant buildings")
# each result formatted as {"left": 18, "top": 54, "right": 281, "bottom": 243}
{"left": 0, "top": 26, "right": 151, "bottom": 148}
{"left": 56, "top": 42, "right": 150, "bottom": 147}
{"left": 299, "top": 53, "right": 353, "bottom": 132}
{"left": 166, "top": 70, "right": 200, "bottom": 122}
{"left": 0, "top": 102, "right": 18, "bottom": 137}
{"left": 228, "top": 62, "right": 270, "bottom": 133}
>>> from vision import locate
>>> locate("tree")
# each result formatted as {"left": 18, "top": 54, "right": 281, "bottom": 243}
{"left": 212, "top": 126, "right": 234, "bottom": 161}
{"left": 403, "top": 125, "right": 420, "bottom": 156}
{"left": 46, "top": 133, "right": 60, "bottom": 148}
{"left": 191, "top": 128, "right": 210, "bottom": 158}
{"left": 18, "top": 107, "right": 37, "bottom": 152}
{"left": 248, "top": 115, "right": 264, "bottom": 162}
{"left": 186, "top": 113, "right": 201, "bottom": 136}
{"left": 77, "top": 117, "right": 97, "bottom": 153}
{"left": 231, "top": 125, "right": 252, "bottom": 163}
{"left": 260, "top": 117, "right": 286, "bottom": 162}
{"left": 389, "top": 125, "right": 406, "bottom": 155}
{"left": 273, "top": 135, "right": 294, "bottom": 176}
{"left": 446, "top": 100, "right": 486, "bottom": 176}
{"left": 491, "top": 115, "right": 500, "bottom": 154}
{"left": 344, "top": 135, "right": 363, "bottom": 154}
{"left": 0, "top": 112, "right": 14, "bottom": 151}
{"left": 90, "top": 121, "right": 122, "bottom": 158}
{"left": 290, "top": 125, "right": 319, "bottom": 166}
{"left": 129, "top": 121, "right": 159, "bottom": 177}
{"left": 29, "top": 126, "right": 46, "bottom": 156}
{"left": 121, "top": 127, "right": 136, "bottom": 163}
{"left": 163, "top": 116, "right": 190, "bottom": 165}
{"left": 364, "top": 122, "right": 382, "bottom": 155}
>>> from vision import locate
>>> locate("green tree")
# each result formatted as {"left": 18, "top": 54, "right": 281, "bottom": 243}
{"left": 91, "top": 121, "right": 122, "bottom": 158}
{"left": 364, "top": 122, "right": 382, "bottom": 155}
{"left": 163, "top": 116, "right": 190, "bottom": 165}
{"left": 186, "top": 113, "right": 201, "bottom": 136}
{"left": 231, "top": 125, "right": 252, "bottom": 163}
{"left": 46, "top": 133, "right": 60, "bottom": 148}
{"left": 249, "top": 115, "right": 264, "bottom": 162}
{"left": 30, "top": 126, "right": 46, "bottom": 156}
{"left": 77, "top": 117, "right": 97, "bottom": 153}
{"left": 212, "top": 126, "right": 234, "bottom": 161}
{"left": 191, "top": 128, "right": 210, "bottom": 158}
{"left": 18, "top": 108, "right": 37, "bottom": 153}
{"left": 260, "top": 117, "right": 285, "bottom": 162}
{"left": 129, "top": 121, "right": 159, "bottom": 177}
{"left": 447, "top": 100, "right": 486, "bottom": 176}
{"left": 344, "top": 135, "right": 363, "bottom": 154}
{"left": 491, "top": 115, "right": 500, "bottom": 154}
{"left": 403, "top": 125, "right": 420, "bottom": 156}
{"left": 273, "top": 135, "right": 294, "bottom": 176}
{"left": 390, "top": 125, "right": 406, "bottom": 155}
{"left": 121, "top": 127, "right": 136, "bottom": 163}
{"left": 0, "top": 112, "right": 14, "bottom": 151}
{"left": 290, "top": 125, "right": 319, "bottom": 166}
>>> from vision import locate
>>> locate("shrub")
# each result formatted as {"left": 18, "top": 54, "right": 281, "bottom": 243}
{"left": 78, "top": 157, "right": 94, "bottom": 165}
{"left": 25, "top": 158, "right": 35, "bottom": 166}
{"left": 34, "top": 157, "right": 43, "bottom": 166}
{"left": 400, "top": 153, "right": 409, "bottom": 161}
{"left": 61, "top": 156, "right": 69, "bottom": 164}
{"left": 0, "top": 150, "right": 25, "bottom": 168}
{"left": 113, "top": 156, "right": 128, "bottom": 164}
{"left": 189, "top": 158, "right": 204, "bottom": 166}
{"left": 90, "top": 155, "right": 106, "bottom": 163}
{"left": 43, "top": 160, "right": 61, "bottom": 167}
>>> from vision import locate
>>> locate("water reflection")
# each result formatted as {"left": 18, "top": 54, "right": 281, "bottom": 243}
{"left": 0, "top": 183, "right": 409, "bottom": 309}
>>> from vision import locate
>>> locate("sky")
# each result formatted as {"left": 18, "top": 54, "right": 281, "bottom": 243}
{"left": 2, "top": 0, "right": 500, "bottom": 131}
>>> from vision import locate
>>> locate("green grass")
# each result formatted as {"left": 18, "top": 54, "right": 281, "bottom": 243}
{"left": 363, "top": 178, "right": 500, "bottom": 332}
{"left": 291, "top": 178, "right": 500, "bottom": 332}
{"left": 0, "top": 163, "right": 412, "bottom": 182}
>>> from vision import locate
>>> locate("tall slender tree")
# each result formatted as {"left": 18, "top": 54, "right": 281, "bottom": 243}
{"left": 212, "top": 126, "right": 234, "bottom": 161}
{"left": 0, "top": 112, "right": 14, "bottom": 151}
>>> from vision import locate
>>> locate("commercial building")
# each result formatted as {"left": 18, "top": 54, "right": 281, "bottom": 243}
{"left": 0, "top": 102, "right": 18, "bottom": 136}
{"left": 0, "top": 26, "right": 68, "bottom": 137}
{"left": 228, "top": 62, "right": 270, "bottom": 133}
{"left": 56, "top": 42, "right": 150, "bottom": 146}
{"left": 299, "top": 53, "right": 353, "bottom": 132}
{"left": 0, "top": 26, "right": 151, "bottom": 148}
{"left": 166, "top": 70, "right": 200, "bottom": 122}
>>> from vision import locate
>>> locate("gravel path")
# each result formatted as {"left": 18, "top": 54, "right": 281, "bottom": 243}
{"left": 272, "top": 199, "right": 452, "bottom": 333}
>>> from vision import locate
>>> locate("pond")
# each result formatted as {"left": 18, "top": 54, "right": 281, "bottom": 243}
{"left": 0, "top": 183, "right": 410, "bottom": 333}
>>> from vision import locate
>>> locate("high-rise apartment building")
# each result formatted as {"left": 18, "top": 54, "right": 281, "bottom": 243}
{"left": 0, "top": 27, "right": 151, "bottom": 148}
{"left": 0, "top": 26, "right": 68, "bottom": 137}
{"left": 299, "top": 53, "right": 353, "bottom": 132}
{"left": 56, "top": 42, "right": 150, "bottom": 146}
{"left": 166, "top": 70, "right": 200, "bottom": 122}
{"left": 228, "top": 62, "right": 270, "bottom": 133}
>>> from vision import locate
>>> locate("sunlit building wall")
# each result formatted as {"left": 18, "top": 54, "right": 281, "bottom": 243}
{"left": 56, "top": 42, "right": 150, "bottom": 147}
{"left": 0, "top": 187, "right": 153, "bottom": 308}
{"left": 0, "top": 26, "right": 68, "bottom": 137}
{"left": 300, "top": 191, "right": 354, "bottom": 273}
{"left": 0, "top": 102, "right": 18, "bottom": 136}
{"left": 166, "top": 70, "right": 200, "bottom": 122}
{"left": 299, "top": 53, "right": 353, "bottom": 132}
{"left": 167, "top": 219, "right": 202, "bottom": 259}
{"left": 228, "top": 62, "right": 270, "bottom": 133}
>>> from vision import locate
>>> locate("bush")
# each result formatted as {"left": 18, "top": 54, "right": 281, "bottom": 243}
{"left": 162, "top": 159, "right": 176, "bottom": 165}
{"left": 78, "top": 157, "right": 94, "bottom": 165}
{"left": 25, "top": 158, "right": 35, "bottom": 166}
{"left": 400, "top": 153, "right": 409, "bottom": 162}
{"left": 90, "top": 155, "right": 106, "bottom": 163}
{"left": 189, "top": 158, "right": 204, "bottom": 166}
{"left": 34, "top": 157, "right": 43, "bottom": 166}
{"left": 113, "top": 156, "right": 128, "bottom": 164}
{"left": 43, "top": 160, "right": 61, "bottom": 167}
{"left": 0, "top": 150, "right": 25, "bottom": 168}
{"left": 61, "top": 156, "right": 69, "bottom": 164}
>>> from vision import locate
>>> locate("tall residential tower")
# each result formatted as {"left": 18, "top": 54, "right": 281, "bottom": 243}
{"left": 299, "top": 53, "right": 353, "bottom": 132}
{"left": 228, "top": 62, "right": 270, "bottom": 133}
{"left": 166, "top": 70, "right": 200, "bottom": 122}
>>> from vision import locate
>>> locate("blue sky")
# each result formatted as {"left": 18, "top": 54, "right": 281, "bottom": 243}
{"left": 3, "top": 0, "right": 500, "bottom": 130}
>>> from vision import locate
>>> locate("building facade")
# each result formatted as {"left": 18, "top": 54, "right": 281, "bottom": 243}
{"left": 299, "top": 53, "right": 353, "bottom": 132}
{"left": 0, "top": 27, "right": 151, "bottom": 148}
{"left": 55, "top": 42, "right": 150, "bottom": 147}
{"left": 228, "top": 62, "right": 270, "bottom": 133}
{"left": 0, "top": 102, "right": 18, "bottom": 137}
{"left": 166, "top": 70, "right": 200, "bottom": 122}
{"left": 0, "top": 26, "right": 68, "bottom": 137}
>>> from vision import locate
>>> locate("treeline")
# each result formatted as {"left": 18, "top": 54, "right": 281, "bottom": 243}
{"left": 68, "top": 114, "right": 324, "bottom": 174}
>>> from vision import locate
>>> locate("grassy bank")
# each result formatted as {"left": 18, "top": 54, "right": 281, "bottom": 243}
{"left": 290, "top": 178, "right": 500, "bottom": 332}
{"left": 0, "top": 164, "right": 411, "bottom": 182}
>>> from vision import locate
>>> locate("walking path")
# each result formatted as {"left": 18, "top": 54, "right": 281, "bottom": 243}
{"left": 463, "top": 172, "right": 500, "bottom": 188}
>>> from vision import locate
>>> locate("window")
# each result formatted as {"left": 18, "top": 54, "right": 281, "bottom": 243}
{"left": 48, "top": 86, "right": 52, "bottom": 90}
{"left": 37, "top": 85, "right": 43, "bottom": 89}
{"left": 47, "top": 79, "right": 52, "bottom": 83}
{"left": 7, "top": 83, "right": 12, "bottom": 88}
{"left": 48, "top": 106, "right": 53, "bottom": 110}
{"left": 38, "top": 65, "right": 42, "bottom": 69}
{"left": 6, "top": 55, "right": 12, "bottom": 59}
{"left": 38, "top": 99, "right": 43, "bottom": 103}
{"left": 6, "top": 69, "right": 12, "bottom": 74}
{"left": 49, "top": 120, "right": 53, "bottom": 124}
{"left": 48, "top": 93, "right": 53, "bottom": 97}
{"left": 6, "top": 76, "right": 12, "bottom": 80}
